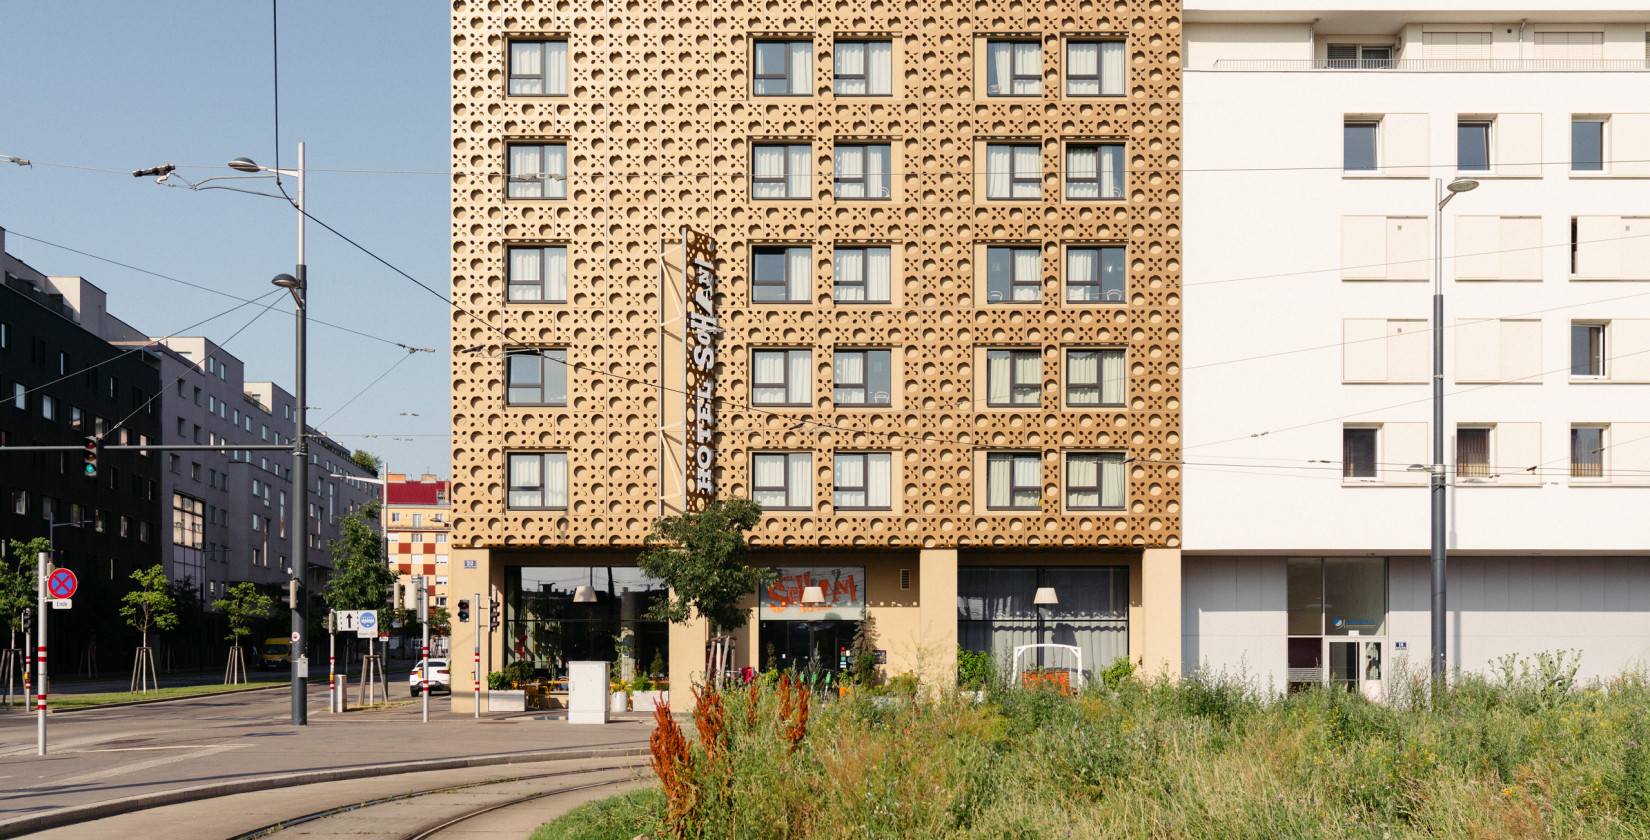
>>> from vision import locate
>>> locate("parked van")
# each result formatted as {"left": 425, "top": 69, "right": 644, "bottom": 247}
{"left": 260, "top": 638, "right": 292, "bottom": 671}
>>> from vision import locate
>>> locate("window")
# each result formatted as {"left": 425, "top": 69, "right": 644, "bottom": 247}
{"left": 959, "top": 566, "right": 1128, "bottom": 680}
{"left": 753, "top": 40, "right": 811, "bottom": 95}
{"left": 1342, "top": 319, "right": 1429, "bottom": 383}
{"left": 986, "top": 246, "right": 1041, "bottom": 303}
{"left": 0, "top": 322, "right": 7, "bottom": 349}
{"left": 1066, "top": 452, "right": 1126, "bottom": 510}
{"left": 833, "top": 41, "right": 892, "bottom": 95}
{"left": 1066, "top": 144, "right": 1124, "bottom": 200}
{"left": 1065, "top": 246, "right": 1125, "bottom": 302}
{"left": 10, "top": 383, "right": 21, "bottom": 410}
{"left": 10, "top": 489, "right": 27, "bottom": 516}
{"left": 1572, "top": 118, "right": 1605, "bottom": 172}
{"left": 1572, "top": 323, "right": 1606, "bottom": 376}
{"left": 1066, "top": 40, "right": 1124, "bottom": 95}
{"left": 169, "top": 454, "right": 180, "bottom": 473}
{"left": 436, "top": 534, "right": 448, "bottom": 543}
{"left": 1344, "top": 120, "right": 1378, "bottom": 171}
{"left": 751, "top": 349, "right": 811, "bottom": 406}
{"left": 507, "top": 246, "right": 567, "bottom": 302}
{"left": 1340, "top": 216, "right": 1429, "bottom": 280}
{"left": 1325, "top": 44, "right": 1393, "bottom": 69}
{"left": 1457, "top": 427, "right": 1491, "bottom": 478}
{"left": 752, "top": 246, "right": 811, "bottom": 302}
{"left": 985, "top": 452, "right": 1041, "bottom": 510}
{"left": 40, "top": 395, "right": 56, "bottom": 421}
{"left": 390, "top": 512, "right": 401, "bottom": 523}
{"left": 507, "top": 143, "right": 568, "bottom": 199}
{"left": 190, "top": 462, "right": 201, "bottom": 481}
{"left": 832, "top": 246, "right": 891, "bottom": 303}
{"left": 751, "top": 452, "right": 811, "bottom": 509}
{"left": 833, "top": 349, "right": 892, "bottom": 406}
{"left": 986, "top": 41, "right": 1040, "bottom": 96}
{"left": 1533, "top": 31, "right": 1604, "bottom": 61}
{"left": 1571, "top": 425, "right": 1605, "bottom": 478}
{"left": 139, "top": 522, "right": 151, "bottom": 543}
{"left": 752, "top": 144, "right": 811, "bottom": 199}
{"left": 412, "top": 532, "right": 424, "bottom": 543}
{"left": 506, "top": 349, "right": 568, "bottom": 405}
{"left": 985, "top": 144, "right": 1041, "bottom": 199}
{"left": 506, "top": 452, "right": 569, "bottom": 509}
{"left": 1422, "top": 32, "right": 1491, "bottom": 62}
{"left": 986, "top": 349, "right": 1042, "bottom": 407}
{"left": 1342, "top": 428, "right": 1378, "bottom": 478}
{"left": 172, "top": 493, "right": 204, "bottom": 549}
{"left": 1066, "top": 349, "right": 1125, "bottom": 406}
{"left": 833, "top": 144, "right": 891, "bottom": 199}
{"left": 1457, "top": 119, "right": 1491, "bottom": 171}
{"left": 508, "top": 40, "right": 569, "bottom": 95}
{"left": 833, "top": 453, "right": 892, "bottom": 510}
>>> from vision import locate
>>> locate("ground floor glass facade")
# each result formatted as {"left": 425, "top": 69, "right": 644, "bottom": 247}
{"left": 958, "top": 566, "right": 1128, "bottom": 682}
{"left": 503, "top": 566, "right": 669, "bottom": 682}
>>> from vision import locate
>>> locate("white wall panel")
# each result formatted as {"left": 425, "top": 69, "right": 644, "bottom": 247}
{"left": 1495, "top": 113, "right": 1542, "bottom": 177}
{"left": 1610, "top": 319, "right": 1650, "bottom": 381}
{"left": 1382, "top": 113, "right": 1430, "bottom": 177}
{"left": 1611, "top": 114, "right": 1650, "bottom": 177}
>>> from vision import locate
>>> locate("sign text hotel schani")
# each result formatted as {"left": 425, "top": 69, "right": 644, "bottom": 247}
{"left": 684, "top": 227, "right": 718, "bottom": 511}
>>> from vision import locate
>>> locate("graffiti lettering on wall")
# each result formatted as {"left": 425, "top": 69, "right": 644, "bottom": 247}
{"left": 759, "top": 566, "right": 866, "bottom": 621}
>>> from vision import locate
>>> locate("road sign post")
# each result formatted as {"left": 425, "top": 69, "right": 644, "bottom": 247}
{"left": 473, "top": 591, "right": 481, "bottom": 720}
{"left": 36, "top": 552, "right": 49, "bottom": 756}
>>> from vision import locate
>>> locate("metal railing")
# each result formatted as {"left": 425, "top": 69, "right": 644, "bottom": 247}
{"left": 1211, "top": 58, "right": 1649, "bottom": 71}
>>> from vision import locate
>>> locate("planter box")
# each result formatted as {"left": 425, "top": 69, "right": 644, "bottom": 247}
{"left": 611, "top": 691, "right": 629, "bottom": 713}
{"left": 632, "top": 690, "right": 668, "bottom": 711}
{"left": 487, "top": 689, "right": 526, "bottom": 712}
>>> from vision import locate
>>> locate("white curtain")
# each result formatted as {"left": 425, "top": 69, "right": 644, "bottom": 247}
{"left": 1067, "top": 455, "right": 1099, "bottom": 507}
{"left": 508, "top": 145, "right": 539, "bottom": 198}
{"left": 509, "top": 248, "right": 543, "bottom": 301}
{"left": 510, "top": 43, "right": 544, "bottom": 94}
{"left": 836, "top": 145, "right": 865, "bottom": 198}
{"left": 867, "top": 41, "right": 893, "bottom": 95}
{"left": 834, "top": 351, "right": 864, "bottom": 403}
{"left": 789, "top": 41, "right": 812, "bottom": 94}
{"left": 1100, "top": 349, "right": 1125, "bottom": 405}
{"left": 1100, "top": 42, "right": 1125, "bottom": 95}
{"left": 988, "top": 42, "right": 1011, "bottom": 93}
{"left": 833, "top": 454, "right": 864, "bottom": 507}
{"left": 1013, "top": 352, "right": 1041, "bottom": 403}
{"left": 1100, "top": 144, "right": 1122, "bottom": 199}
{"left": 787, "top": 145, "right": 811, "bottom": 198}
{"left": 545, "top": 452, "right": 569, "bottom": 508}
{"left": 1067, "top": 147, "right": 1098, "bottom": 200}
{"left": 1067, "top": 350, "right": 1098, "bottom": 403}
{"left": 834, "top": 248, "right": 864, "bottom": 301}
{"left": 1012, "top": 43, "right": 1040, "bottom": 94}
{"left": 986, "top": 144, "right": 1011, "bottom": 198}
{"left": 1100, "top": 453, "right": 1126, "bottom": 509}
{"left": 786, "top": 454, "right": 812, "bottom": 508}
{"left": 1013, "top": 145, "right": 1040, "bottom": 198}
{"left": 834, "top": 42, "right": 865, "bottom": 95}
{"left": 866, "top": 454, "right": 891, "bottom": 508}
{"left": 987, "top": 352, "right": 1011, "bottom": 404}
{"left": 753, "top": 351, "right": 786, "bottom": 403}
{"left": 1012, "top": 456, "right": 1041, "bottom": 506}
{"left": 545, "top": 40, "right": 570, "bottom": 95}
{"left": 1067, "top": 42, "right": 1098, "bottom": 95}
{"left": 786, "top": 247, "right": 810, "bottom": 301}
{"left": 753, "top": 454, "right": 785, "bottom": 506}
{"left": 508, "top": 453, "right": 542, "bottom": 507}
{"left": 987, "top": 455, "right": 1011, "bottom": 507}
{"left": 1066, "top": 247, "right": 1095, "bottom": 302}
{"left": 866, "top": 247, "right": 891, "bottom": 301}
{"left": 787, "top": 350, "right": 811, "bottom": 404}
{"left": 544, "top": 246, "right": 568, "bottom": 301}
{"left": 867, "top": 145, "right": 890, "bottom": 198}
{"left": 753, "top": 146, "right": 784, "bottom": 198}
{"left": 1013, "top": 248, "right": 1040, "bottom": 301}
{"left": 544, "top": 145, "right": 567, "bottom": 198}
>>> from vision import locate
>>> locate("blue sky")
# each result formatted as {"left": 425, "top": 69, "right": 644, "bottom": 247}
{"left": 1, "top": 1, "right": 453, "bottom": 476}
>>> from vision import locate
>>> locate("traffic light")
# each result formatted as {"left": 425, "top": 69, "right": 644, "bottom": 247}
{"left": 457, "top": 599, "right": 470, "bottom": 622}
{"left": 83, "top": 437, "right": 99, "bottom": 478}
{"left": 488, "top": 596, "right": 500, "bottom": 632}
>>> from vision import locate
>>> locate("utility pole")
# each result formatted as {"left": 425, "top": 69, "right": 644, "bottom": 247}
{"left": 472, "top": 591, "right": 481, "bottom": 719}
{"left": 36, "top": 551, "right": 48, "bottom": 756}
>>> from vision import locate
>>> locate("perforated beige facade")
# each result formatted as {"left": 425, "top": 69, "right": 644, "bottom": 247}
{"left": 448, "top": 0, "right": 1183, "bottom": 710}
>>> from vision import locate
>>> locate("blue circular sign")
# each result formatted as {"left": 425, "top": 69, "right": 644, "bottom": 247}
{"left": 359, "top": 612, "right": 377, "bottom": 630}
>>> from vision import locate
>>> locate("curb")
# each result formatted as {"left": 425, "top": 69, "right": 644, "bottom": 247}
{"left": 0, "top": 745, "right": 651, "bottom": 839}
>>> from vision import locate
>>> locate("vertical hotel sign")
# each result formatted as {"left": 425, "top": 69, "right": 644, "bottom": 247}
{"left": 683, "top": 227, "right": 718, "bottom": 511}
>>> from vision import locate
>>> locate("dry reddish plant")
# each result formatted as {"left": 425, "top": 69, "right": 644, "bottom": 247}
{"left": 778, "top": 672, "right": 793, "bottom": 723}
{"left": 692, "top": 683, "right": 728, "bottom": 766}
{"left": 786, "top": 683, "right": 810, "bottom": 754}
{"left": 746, "top": 677, "right": 760, "bottom": 733}
{"left": 649, "top": 698, "right": 697, "bottom": 836}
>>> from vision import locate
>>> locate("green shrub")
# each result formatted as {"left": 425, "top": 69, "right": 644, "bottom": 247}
{"left": 1100, "top": 655, "right": 1136, "bottom": 691}
{"left": 500, "top": 660, "right": 535, "bottom": 687}
{"left": 485, "top": 670, "right": 507, "bottom": 690}
{"left": 956, "top": 648, "right": 994, "bottom": 691}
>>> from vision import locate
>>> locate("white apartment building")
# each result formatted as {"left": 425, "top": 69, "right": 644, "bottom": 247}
{"left": 1182, "top": 4, "right": 1650, "bottom": 693}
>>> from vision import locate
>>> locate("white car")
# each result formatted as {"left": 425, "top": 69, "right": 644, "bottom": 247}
{"left": 410, "top": 658, "right": 451, "bottom": 696}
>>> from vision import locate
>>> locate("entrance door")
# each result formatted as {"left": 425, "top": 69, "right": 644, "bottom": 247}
{"left": 758, "top": 620, "right": 859, "bottom": 673}
{"left": 1328, "top": 639, "right": 1384, "bottom": 698}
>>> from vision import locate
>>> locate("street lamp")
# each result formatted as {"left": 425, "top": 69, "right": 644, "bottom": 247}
{"left": 1033, "top": 586, "right": 1058, "bottom": 668}
{"left": 1431, "top": 176, "right": 1479, "bottom": 686}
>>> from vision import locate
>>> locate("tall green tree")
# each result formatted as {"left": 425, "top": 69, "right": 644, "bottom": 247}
{"left": 324, "top": 501, "right": 394, "bottom": 612}
{"left": 2, "top": 539, "right": 47, "bottom": 635}
{"left": 349, "top": 450, "right": 383, "bottom": 477}
{"left": 120, "top": 565, "right": 179, "bottom": 650}
{"left": 637, "top": 498, "right": 770, "bottom": 633}
{"left": 213, "top": 582, "right": 274, "bottom": 648}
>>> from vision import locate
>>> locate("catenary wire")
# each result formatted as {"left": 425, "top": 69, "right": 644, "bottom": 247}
{"left": 313, "top": 351, "right": 420, "bottom": 430}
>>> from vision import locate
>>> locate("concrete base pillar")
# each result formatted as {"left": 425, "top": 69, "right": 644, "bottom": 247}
{"left": 668, "top": 613, "right": 707, "bottom": 713}
{"left": 1140, "top": 547, "right": 1183, "bottom": 679}
{"left": 917, "top": 548, "right": 958, "bottom": 690}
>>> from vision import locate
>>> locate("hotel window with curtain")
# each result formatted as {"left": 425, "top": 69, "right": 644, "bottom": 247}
{"left": 507, "top": 143, "right": 568, "bottom": 199}
{"left": 507, "top": 452, "right": 568, "bottom": 509}
{"left": 506, "top": 349, "right": 568, "bottom": 406}
{"left": 751, "top": 349, "right": 811, "bottom": 406}
{"left": 959, "top": 566, "right": 1128, "bottom": 685}
{"left": 752, "top": 144, "right": 812, "bottom": 199}
{"left": 985, "top": 144, "right": 1041, "bottom": 199}
{"left": 833, "top": 453, "right": 892, "bottom": 510}
{"left": 833, "top": 144, "right": 891, "bottom": 199}
{"left": 985, "top": 452, "right": 1042, "bottom": 510}
{"left": 508, "top": 41, "right": 569, "bottom": 95}
{"left": 1065, "top": 452, "right": 1126, "bottom": 510}
{"left": 1065, "top": 40, "right": 1124, "bottom": 96}
{"left": 752, "top": 453, "right": 812, "bottom": 510}
{"left": 507, "top": 246, "right": 568, "bottom": 302}
{"left": 833, "top": 41, "right": 893, "bottom": 95}
{"left": 752, "top": 246, "right": 811, "bottom": 302}
{"left": 1065, "top": 246, "right": 1125, "bottom": 302}
{"left": 986, "top": 349, "right": 1042, "bottom": 407}
{"left": 986, "top": 246, "right": 1042, "bottom": 302}
{"left": 986, "top": 41, "right": 1041, "bottom": 96}
{"left": 1065, "top": 144, "right": 1124, "bottom": 200}
{"left": 832, "top": 349, "right": 892, "bottom": 406}
{"left": 753, "top": 40, "right": 812, "bottom": 95}
{"left": 1065, "top": 348, "right": 1125, "bottom": 407}
{"left": 832, "top": 246, "right": 891, "bottom": 303}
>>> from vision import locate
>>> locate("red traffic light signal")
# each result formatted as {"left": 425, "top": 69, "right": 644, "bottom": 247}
{"left": 83, "top": 437, "right": 99, "bottom": 478}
